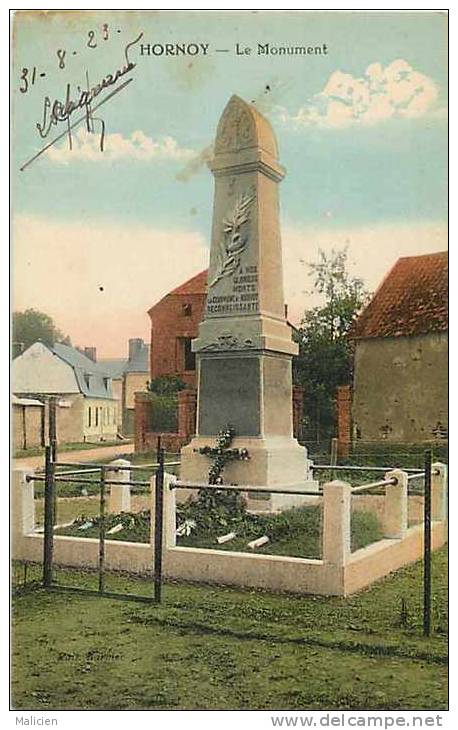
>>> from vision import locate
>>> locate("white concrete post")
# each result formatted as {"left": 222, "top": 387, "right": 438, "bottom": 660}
{"left": 107, "top": 459, "right": 131, "bottom": 514}
{"left": 12, "top": 468, "right": 36, "bottom": 559}
{"left": 323, "top": 480, "right": 351, "bottom": 566}
{"left": 383, "top": 469, "right": 408, "bottom": 539}
{"left": 432, "top": 462, "right": 447, "bottom": 521}
{"left": 150, "top": 472, "right": 177, "bottom": 554}
{"left": 164, "top": 473, "right": 177, "bottom": 548}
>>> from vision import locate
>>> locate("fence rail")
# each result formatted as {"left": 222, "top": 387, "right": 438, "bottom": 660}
{"left": 312, "top": 464, "right": 428, "bottom": 475}
{"left": 351, "top": 477, "right": 397, "bottom": 494}
{"left": 27, "top": 474, "right": 151, "bottom": 488}
{"left": 407, "top": 471, "right": 427, "bottom": 481}
{"left": 35, "top": 460, "right": 181, "bottom": 473}
{"left": 172, "top": 480, "right": 321, "bottom": 497}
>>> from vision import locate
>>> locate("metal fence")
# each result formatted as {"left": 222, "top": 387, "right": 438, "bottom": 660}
{"left": 16, "top": 406, "right": 443, "bottom": 635}
{"left": 312, "top": 450, "right": 437, "bottom": 636}
{"left": 25, "top": 396, "right": 174, "bottom": 604}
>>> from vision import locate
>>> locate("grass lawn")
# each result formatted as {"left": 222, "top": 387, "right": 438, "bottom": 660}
{"left": 32, "top": 457, "right": 180, "bottom": 500}
{"left": 35, "top": 497, "right": 102, "bottom": 527}
{"left": 177, "top": 506, "right": 382, "bottom": 557}
{"left": 12, "top": 547, "right": 448, "bottom": 711}
{"left": 51, "top": 505, "right": 382, "bottom": 559}
{"left": 35, "top": 495, "right": 151, "bottom": 527}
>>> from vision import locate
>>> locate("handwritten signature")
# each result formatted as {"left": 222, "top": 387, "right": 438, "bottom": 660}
{"left": 20, "top": 32, "right": 143, "bottom": 171}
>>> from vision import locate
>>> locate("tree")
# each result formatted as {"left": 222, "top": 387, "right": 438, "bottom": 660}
{"left": 293, "top": 248, "right": 370, "bottom": 446}
{"left": 12, "top": 308, "right": 71, "bottom": 354}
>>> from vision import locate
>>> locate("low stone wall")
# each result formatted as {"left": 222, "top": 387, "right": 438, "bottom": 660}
{"left": 12, "top": 464, "right": 447, "bottom": 597}
{"left": 138, "top": 431, "right": 188, "bottom": 453}
{"left": 344, "top": 522, "right": 446, "bottom": 595}
{"left": 135, "top": 389, "right": 197, "bottom": 453}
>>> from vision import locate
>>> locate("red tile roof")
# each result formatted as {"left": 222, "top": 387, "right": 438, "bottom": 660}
{"left": 169, "top": 269, "right": 208, "bottom": 296}
{"left": 351, "top": 252, "right": 448, "bottom": 339}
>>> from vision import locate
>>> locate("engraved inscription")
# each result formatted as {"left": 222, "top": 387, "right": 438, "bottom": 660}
{"left": 207, "top": 264, "right": 259, "bottom": 314}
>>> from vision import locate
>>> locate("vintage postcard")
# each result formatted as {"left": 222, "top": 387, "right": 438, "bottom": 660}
{"left": 11, "top": 9, "right": 448, "bottom": 719}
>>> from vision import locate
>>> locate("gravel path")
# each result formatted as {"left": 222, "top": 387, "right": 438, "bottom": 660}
{"left": 13, "top": 442, "right": 135, "bottom": 470}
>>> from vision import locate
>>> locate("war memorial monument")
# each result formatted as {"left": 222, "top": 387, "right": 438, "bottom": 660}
{"left": 180, "top": 95, "right": 318, "bottom": 509}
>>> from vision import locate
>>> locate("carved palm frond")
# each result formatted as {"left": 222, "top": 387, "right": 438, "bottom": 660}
{"left": 223, "top": 192, "right": 255, "bottom": 234}
{"left": 209, "top": 191, "right": 255, "bottom": 289}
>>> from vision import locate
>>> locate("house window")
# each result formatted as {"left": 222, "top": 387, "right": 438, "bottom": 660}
{"left": 84, "top": 374, "right": 90, "bottom": 389}
{"left": 182, "top": 303, "right": 192, "bottom": 317}
{"left": 177, "top": 337, "right": 196, "bottom": 372}
{"left": 87, "top": 407, "right": 92, "bottom": 427}
{"left": 184, "top": 339, "right": 195, "bottom": 371}
{"left": 103, "top": 377, "right": 109, "bottom": 391}
{"left": 95, "top": 407, "right": 99, "bottom": 427}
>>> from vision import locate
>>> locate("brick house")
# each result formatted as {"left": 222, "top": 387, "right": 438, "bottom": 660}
{"left": 338, "top": 251, "right": 448, "bottom": 449}
{"left": 148, "top": 270, "right": 208, "bottom": 387}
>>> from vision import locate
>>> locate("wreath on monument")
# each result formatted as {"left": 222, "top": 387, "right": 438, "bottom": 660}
{"left": 177, "top": 425, "right": 250, "bottom": 533}
{"left": 198, "top": 424, "right": 250, "bottom": 484}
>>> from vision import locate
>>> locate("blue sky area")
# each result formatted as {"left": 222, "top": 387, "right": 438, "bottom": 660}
{"left": 12, "top": 10, "right": 448, "bottom": 355}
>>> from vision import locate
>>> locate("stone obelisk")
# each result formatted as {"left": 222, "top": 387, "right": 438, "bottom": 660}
{"left": 180, "top": 95, "right": 316, "bottom": 507}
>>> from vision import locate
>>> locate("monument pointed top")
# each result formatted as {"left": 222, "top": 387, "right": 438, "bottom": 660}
{"left": 214, "top": 95, "right": 278, "bottom": 159}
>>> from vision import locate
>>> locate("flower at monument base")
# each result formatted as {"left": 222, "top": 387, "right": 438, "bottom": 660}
{"left": 176, "top": 519, "right": 197, "bottom": 537}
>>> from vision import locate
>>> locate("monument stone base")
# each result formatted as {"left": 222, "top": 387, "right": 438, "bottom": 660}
{"left": 180, "top": 435, "right": 319, "bottom": 512}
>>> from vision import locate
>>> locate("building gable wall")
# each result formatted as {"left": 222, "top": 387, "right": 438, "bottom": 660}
{"left": 352, "top": 332, "right": 448, "bottom": 443}
{"left": 149, "top": 292, "right": 206, "bottom": 386}
{"left": 13, "top": 342, "right": 80, "bottom": 395}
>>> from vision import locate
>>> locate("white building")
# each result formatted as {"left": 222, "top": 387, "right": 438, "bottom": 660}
{"left": 12, "top": 342, "right": 120, "bottom": 445}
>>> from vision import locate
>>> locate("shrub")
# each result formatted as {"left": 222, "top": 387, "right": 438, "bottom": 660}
{"left": 149, "top": 393, "right": 178, "bottom": 433}
{"left": 147, "top": 375, "right": 187, "bottom": 396}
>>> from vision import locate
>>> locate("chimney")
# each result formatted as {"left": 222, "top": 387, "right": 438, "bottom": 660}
{"left": 129, "top": 338, "right": 144, "bottom": 361}
{"left": 84, "top": 346, "right": 97, "bottom": 362}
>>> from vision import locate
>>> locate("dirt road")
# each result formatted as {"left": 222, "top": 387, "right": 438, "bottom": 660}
{"left": 13, "top": 442, "right": 135, "bottom": 470}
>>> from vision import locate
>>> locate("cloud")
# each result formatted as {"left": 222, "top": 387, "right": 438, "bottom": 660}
{"left": 281, "top": 221, "right": 447, "bottom": 323}
{"left": 46, "top": 127, "right": 197, "bottom": 164}
{"left": 280, "top": 59, "right": 446, "bottom": 129}
{"left": 175, "top": 143, "right": 214, "bottom": 182}
{"left": 13, "top": 215, "right": 208, "bottom": 357}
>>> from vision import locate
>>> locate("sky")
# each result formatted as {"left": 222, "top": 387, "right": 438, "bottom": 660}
{"left": 12, "top": 10, "right": 448, "bottom": 357}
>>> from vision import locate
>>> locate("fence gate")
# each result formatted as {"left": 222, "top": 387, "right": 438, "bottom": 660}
{"left": 32, "top": 409, "right": 168, "bottom": 604}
